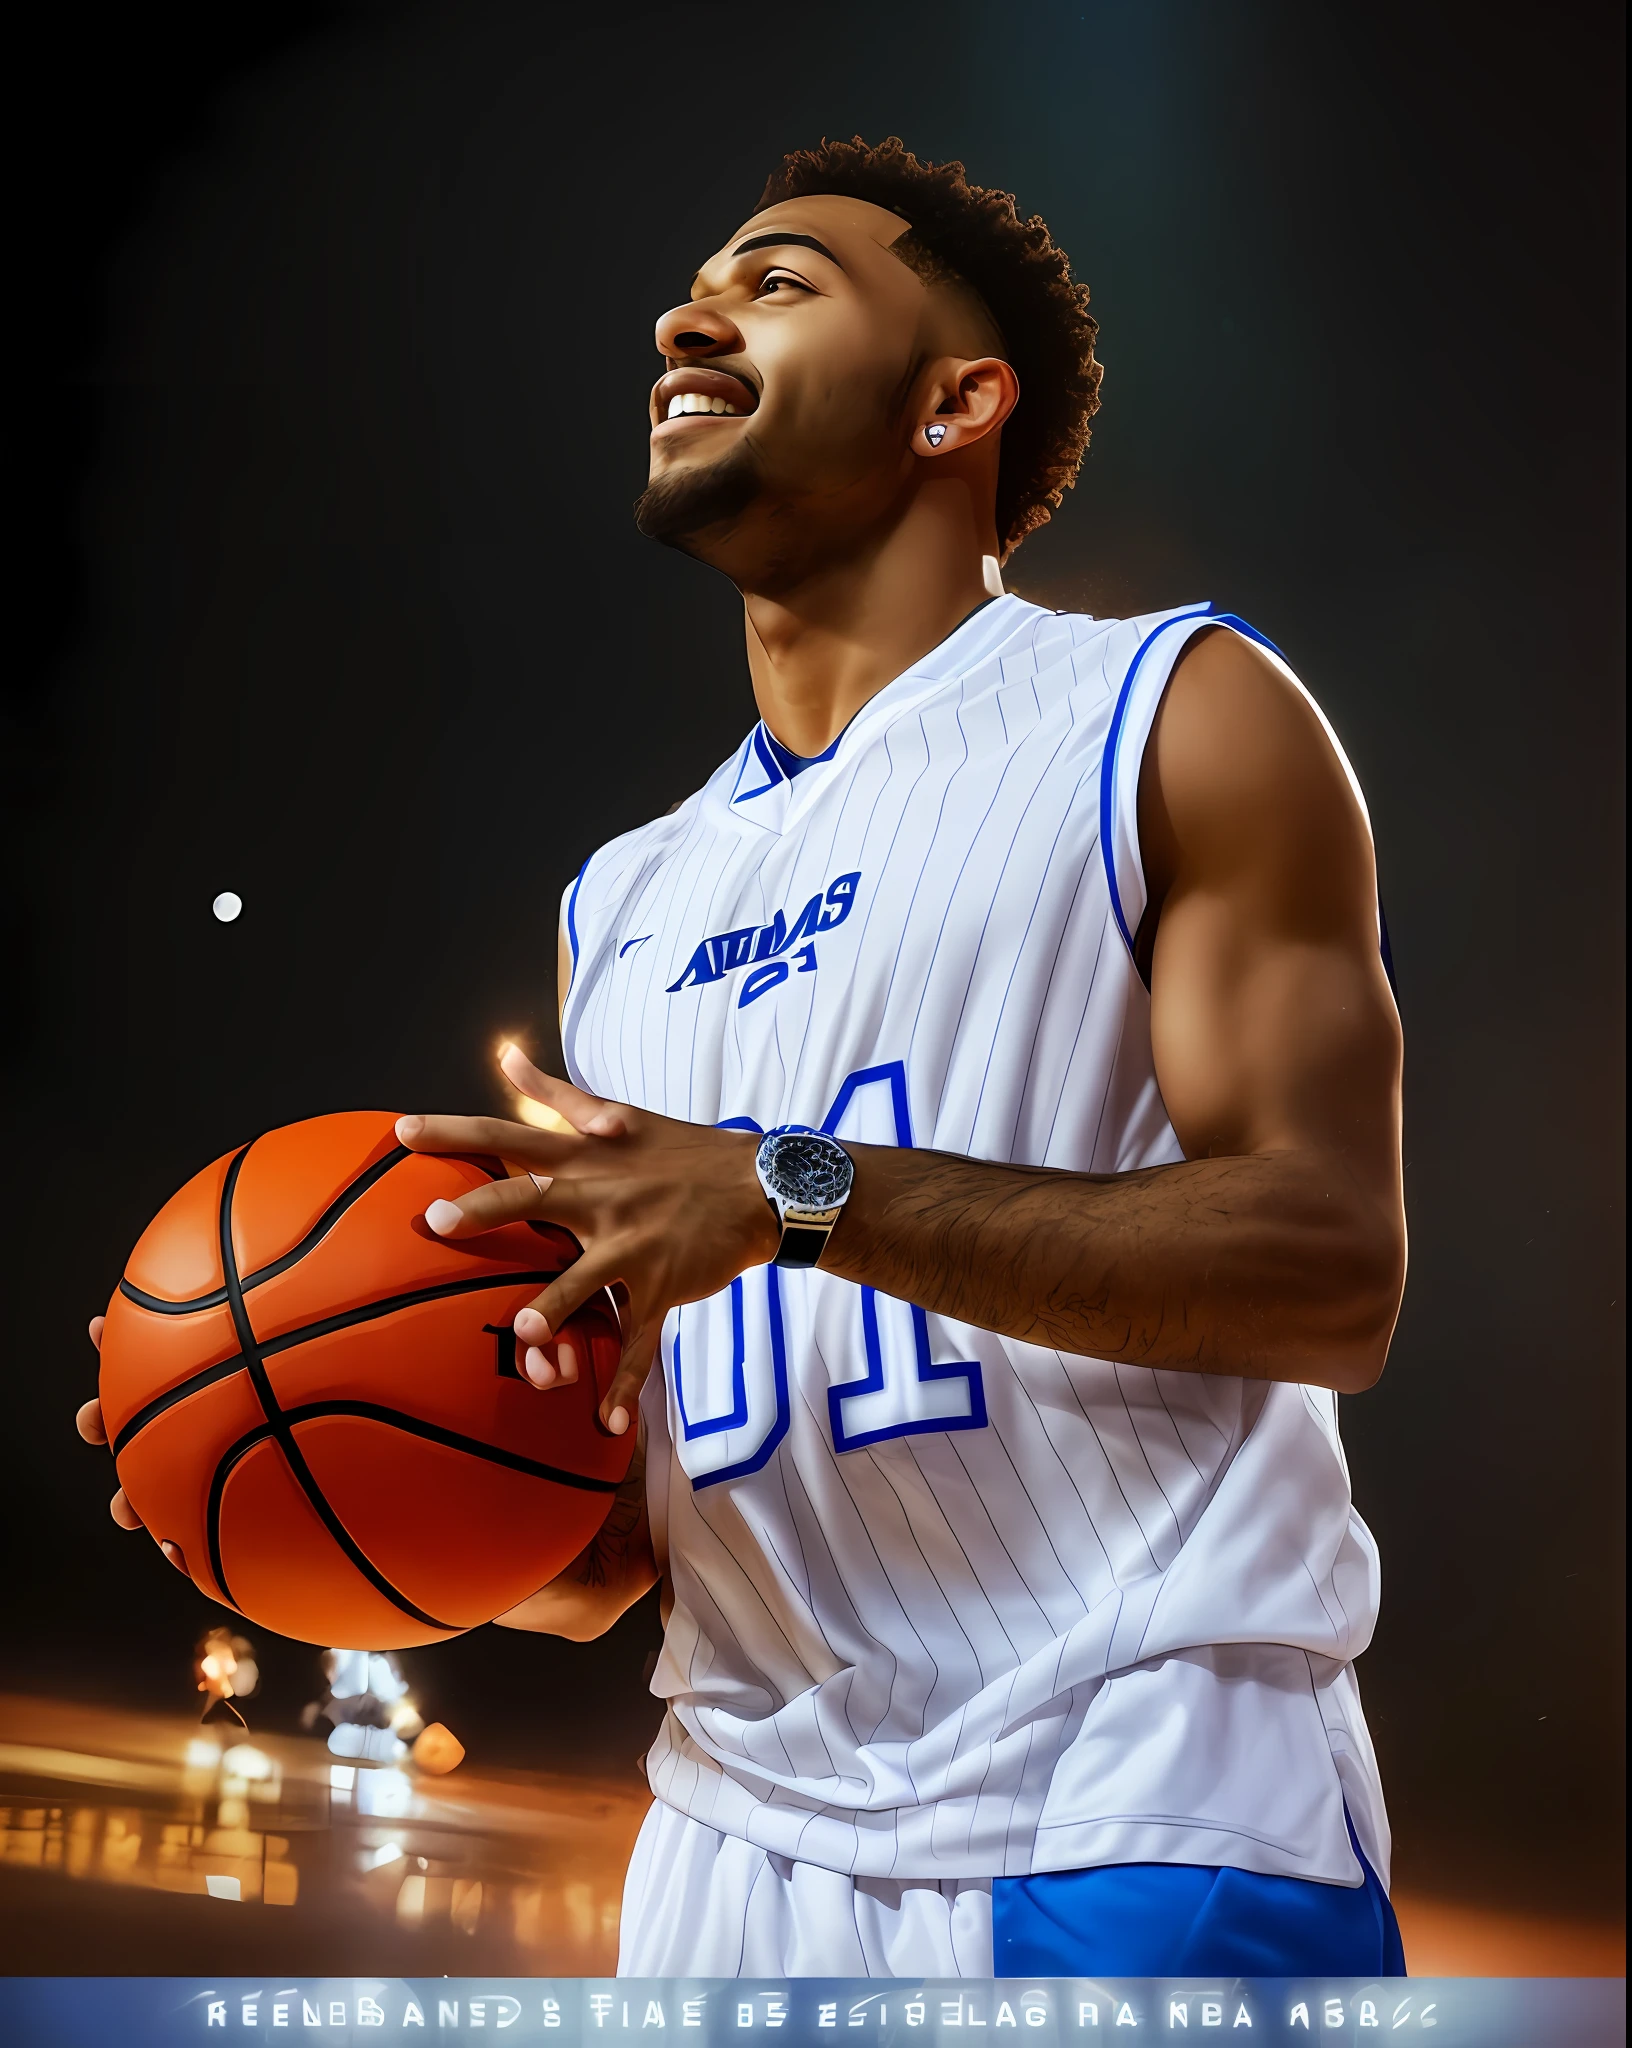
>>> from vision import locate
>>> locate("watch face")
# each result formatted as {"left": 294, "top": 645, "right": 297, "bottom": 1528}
{"left": 760, "top": 1129, "right": 853, "bottom": 1210}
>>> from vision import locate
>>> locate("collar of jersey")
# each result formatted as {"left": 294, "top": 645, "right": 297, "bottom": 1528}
{"left": 729, "top": 592, "right": 1043, "bottom": 812}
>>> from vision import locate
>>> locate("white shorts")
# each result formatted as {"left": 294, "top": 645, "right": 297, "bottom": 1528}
{"left": 618, "top": 1800, "right": 994, "bottom": 1977}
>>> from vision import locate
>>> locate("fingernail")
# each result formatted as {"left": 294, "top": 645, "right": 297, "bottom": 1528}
{"left": 607, "top": 1405, "right": 630, "bottom": 1436}
{"left": 425, "top": 1199, "right": 463, "bottom": 1235}
{"left": 514, "top": 1308, "right": 549, "bottom": 1342}
{"left": 524, "top": 1347, "right": 556, "bottom": 1388}
{"left": 556, "top": 1340, "right": 579, "bottom": 1383}
{"left": 396, "top": 1115, "right": 425, "bottom": 1141}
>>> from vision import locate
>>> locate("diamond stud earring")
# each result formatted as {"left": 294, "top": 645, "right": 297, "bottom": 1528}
{"left": 924, "top": 423, "right": 947, "bottom": 448}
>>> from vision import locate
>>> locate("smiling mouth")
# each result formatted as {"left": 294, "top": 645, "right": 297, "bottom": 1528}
{"left": 651, "top": 367, "right": 759, "bottom": 431}
{"left": 666, "top": 391, "right": 746, "bottom": 418}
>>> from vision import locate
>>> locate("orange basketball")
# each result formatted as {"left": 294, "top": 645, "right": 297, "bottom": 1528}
{"left": 99, "top": 1111, "right": 631, "bottom": 1649}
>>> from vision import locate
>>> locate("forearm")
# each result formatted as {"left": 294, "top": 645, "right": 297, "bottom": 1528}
{"left": 822, "top": 1142, "right": 1404, "bottom": 1392}
{"left": 494, "top": 1435, "right": 657, "bottom": 1639}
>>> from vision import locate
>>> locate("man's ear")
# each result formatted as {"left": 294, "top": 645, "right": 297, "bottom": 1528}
{"left": 913, "top": 356, "right": 1020, "bottom": 457}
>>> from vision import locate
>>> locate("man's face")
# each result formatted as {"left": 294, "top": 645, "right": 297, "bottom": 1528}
{"left": 635, "top": 194, "right": 959, "bottom": 572}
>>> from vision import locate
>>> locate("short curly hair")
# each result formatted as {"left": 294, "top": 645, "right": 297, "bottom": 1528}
{"left": 758, "top": 137, "right": 1102, "bottom": 558}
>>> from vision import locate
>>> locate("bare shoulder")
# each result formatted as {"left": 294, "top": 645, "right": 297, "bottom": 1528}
{"left": 1140, "top": 625, "right": 1377, "bottom": 928}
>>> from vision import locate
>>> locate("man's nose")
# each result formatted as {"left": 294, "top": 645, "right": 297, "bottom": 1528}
{"left": 654, "top": 299, "right": 744, "bottom": 362}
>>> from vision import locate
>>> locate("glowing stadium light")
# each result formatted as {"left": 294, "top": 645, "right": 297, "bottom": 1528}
{"left": 221, "top": 1744, "right": 274, "bottom": 1782}
{"left": 327, "top": 1724, "right": 408, "bottom": 1765}
{"left": 356, "top": 1768, "right": 413, "bottom": 1818}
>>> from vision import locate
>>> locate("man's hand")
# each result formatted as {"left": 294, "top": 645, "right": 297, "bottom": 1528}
{"left": 76, "top": 1317, "right": 188, "bottom": 1573}
{"left": 397, "top": 1043, "right": 780, "bottom": 1435}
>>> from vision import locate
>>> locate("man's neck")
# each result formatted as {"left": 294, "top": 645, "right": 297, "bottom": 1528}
{"left": 739, "top": 488, "right": 1003, "bottom": 758}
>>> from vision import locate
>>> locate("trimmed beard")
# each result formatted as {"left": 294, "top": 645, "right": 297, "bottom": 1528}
{"left": 634, "top": 441, "right": 764, "bottom": 552}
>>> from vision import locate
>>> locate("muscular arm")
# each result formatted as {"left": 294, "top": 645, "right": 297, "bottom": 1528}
{"left": 819, "top": 628, "right": 1405, "bottom": 1391}
{"left": 406, "top": 629, "right": 1405, "bottom": 1441}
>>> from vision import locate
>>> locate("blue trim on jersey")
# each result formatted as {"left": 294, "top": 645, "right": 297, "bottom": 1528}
{"left": 564, "top": 857, "right": 590, "bottom": 970}
{"left": 733, "top": 727, "right": 784, "bottom": 803}
{"left": 993, "top": 1816, "right": 1405, "bottom": 1977}
{"left": 1100, "top": 605, "right": 1215, "bottom": 960}
{"left": 734, "top": 720, "right": 847, "bottom": 803}
{"left": 1207, "top": 610, "right": 1288, "bottom": 662}
{"left": 762, "top": 724, "right": 842, "bottom": 781}
{"left": 1105, "top": 609, "right": 1399, "bottom": 997}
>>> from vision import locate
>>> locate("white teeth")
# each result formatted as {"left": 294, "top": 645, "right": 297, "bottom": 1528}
{"left": 664, "top": 392, "right": 743, "bottom": 420}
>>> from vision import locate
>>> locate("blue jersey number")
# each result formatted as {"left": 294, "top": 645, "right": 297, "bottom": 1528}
{"left": 669, "top": 1064, "right": 986, "bottom": 1490}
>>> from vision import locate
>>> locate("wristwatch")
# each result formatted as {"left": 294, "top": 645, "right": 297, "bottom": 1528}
{"left": 754, "top": 1126, "right": 855, "bottom": 1269}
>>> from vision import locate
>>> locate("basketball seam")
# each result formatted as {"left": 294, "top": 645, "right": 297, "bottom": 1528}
{"left": 205, "top": 1422, "right": 275, "bottom": 1613}
{"left": 110, "top": 1270, "right": 567, "bottom": 1457}
{"left": 281, "top": 1401, "right": 620, "bottom": 1492}
{"left": 119, "top": 1143, "right": 412, "bottom": 1314}
{"left": 213, "top": 1141, "right": 459, "bottom": 1637}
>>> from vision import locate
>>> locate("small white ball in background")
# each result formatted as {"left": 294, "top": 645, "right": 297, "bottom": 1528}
{"left": 212, "top": 891, "right": 243, "bottom": 923}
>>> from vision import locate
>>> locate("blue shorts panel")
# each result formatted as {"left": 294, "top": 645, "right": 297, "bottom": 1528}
{"left": 993, "top": 1831, "right": 1406, "bottom": 1978}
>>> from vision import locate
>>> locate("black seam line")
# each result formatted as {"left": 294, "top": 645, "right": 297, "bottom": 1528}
{"left": 121, "top": 1144, "right": 413, "bottom": 1315}
{"left": 206, "top": 1423, "right": 275, "bottom": 1613}
{"left": 108, "top": 1269, "right": 564, "bottom": 1460}
{"left": 257, "top": 1272, "right": 563, "bottom": 1360}
{"left": 218, "top": 1142, "right": 456, "bottom": 1636}
{"left": 111, "top": 1356, "right": 248, "bottom": 1458}
{"left": 280, "top": 1402, "right": 619, "bottom": 1492}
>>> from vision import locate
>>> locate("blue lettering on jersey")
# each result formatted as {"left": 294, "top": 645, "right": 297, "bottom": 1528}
{"left": 665, "top": 871, "right": 861, "bottom": 995}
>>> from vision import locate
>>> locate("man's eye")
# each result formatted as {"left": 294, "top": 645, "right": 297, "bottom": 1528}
{"left": 758, "top": 270, "right": 812, "bottom": 297}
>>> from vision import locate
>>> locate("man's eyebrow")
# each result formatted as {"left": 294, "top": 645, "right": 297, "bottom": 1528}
{"left": 687, "top": 230, "right": 848, "bottom": 294}
{"left": 729, "top": 231, "right": 846, "bottom": 270}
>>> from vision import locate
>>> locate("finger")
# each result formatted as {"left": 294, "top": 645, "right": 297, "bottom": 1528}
{"left": 394, "top": 1112, "right": 576, "bottom": 1166}
{"left": 513, "top": 1248, "right": 625, "bottom": 1346}
{"left": 88, "top": 1314, "right": 105, "bottom": 1352}
{"left": 110, "top": 1488, "right": 144, "bottom": 1531}
{"left": 76, "top": 1398, "right": 108, "bottom": 1446}
{"left": 601, "top": 1319, "right": 662, "bottom": 1437}
{"left": 520, "top": 1331, "right": 580, "bottom": 1390}
{"left": 423, "top": 1172, "right": 553, "bottom": 1239}
{"left": 498, "top": 1044, "right": 628, "bottom": 1139}
{"left": 160, "top": 1540, "right": 189, "bottom": 1575}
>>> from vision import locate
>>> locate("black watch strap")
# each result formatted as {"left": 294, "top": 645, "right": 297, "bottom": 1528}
{"left": 774, "top": 1221, "right": 837, "bottom": 1270}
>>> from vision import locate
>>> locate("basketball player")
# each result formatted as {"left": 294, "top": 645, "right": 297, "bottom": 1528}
{"left": 80, "top": 139, "right": 1408, "bottom": 1979}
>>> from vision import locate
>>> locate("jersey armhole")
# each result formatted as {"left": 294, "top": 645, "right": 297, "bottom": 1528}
{"left": 1100, "top": 605, "right": 1221, "bottom": 971}
{"left": 559, "top": 858, "right": 592, "bottom": 1088}
{"left": 1101, "top": 609, "right": 1391, "bottom": 996}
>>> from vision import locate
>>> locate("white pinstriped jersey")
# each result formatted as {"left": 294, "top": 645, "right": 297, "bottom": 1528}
{"left": 561, "top": 595, "right": 1391, "bottom": 1889}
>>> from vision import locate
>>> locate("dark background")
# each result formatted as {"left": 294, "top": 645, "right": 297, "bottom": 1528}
{"left": 3, "top": 0, "right": 1623, "bottom": 1914}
